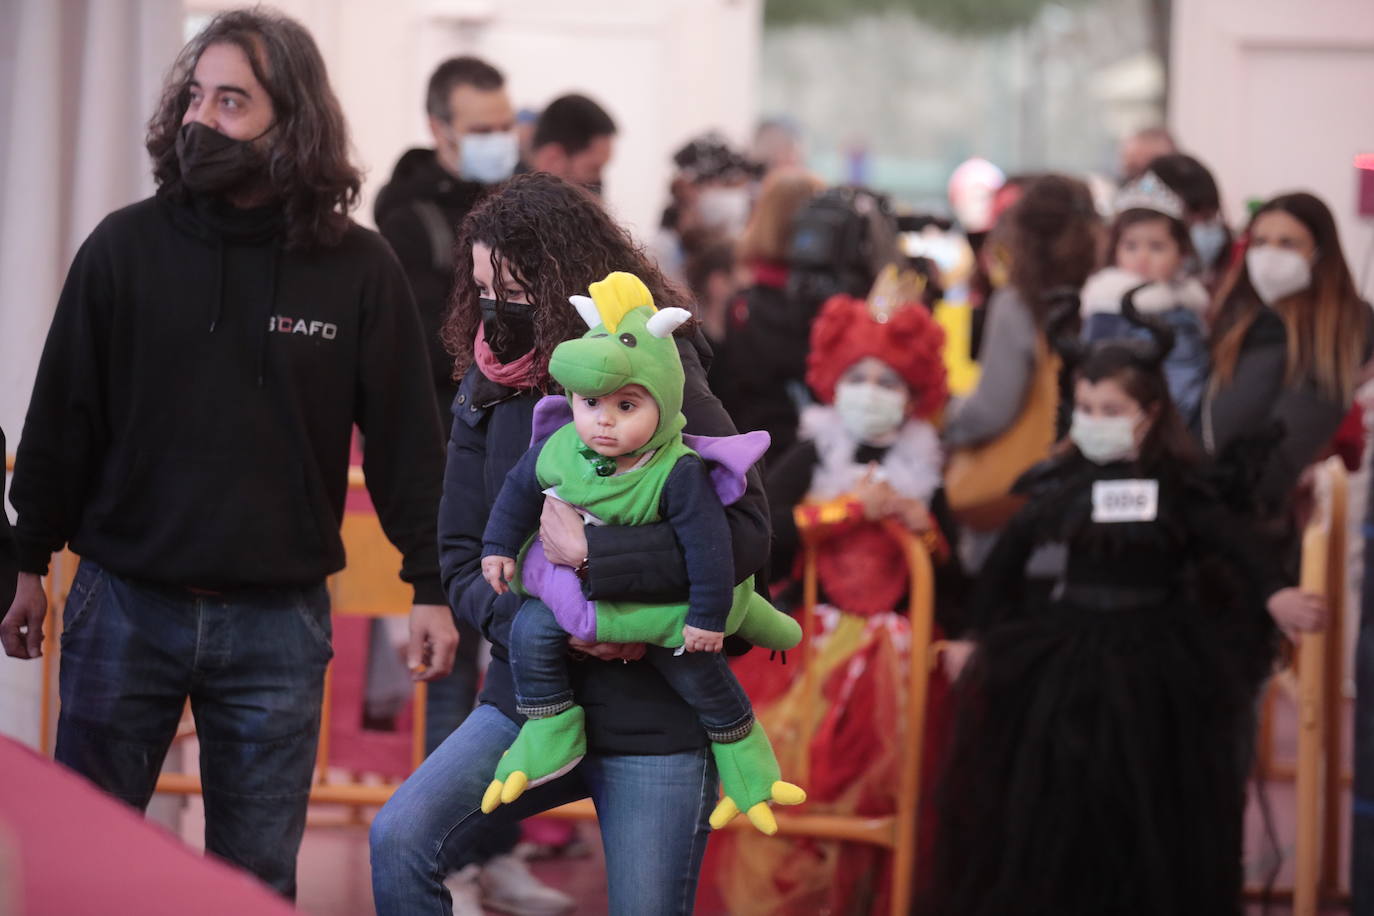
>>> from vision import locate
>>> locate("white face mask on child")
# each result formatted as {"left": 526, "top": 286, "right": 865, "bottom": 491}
{"left": 834, "top": 382, "right": 908, "bottom": 443}
{"left": 1070, "top": 410, "right": 1140, "bottom": 464}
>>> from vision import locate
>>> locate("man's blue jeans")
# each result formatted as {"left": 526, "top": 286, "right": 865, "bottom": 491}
{"left": 370, "top": 703, "right": 718, "bottom": 916}
{"left": 53, "top": 560, "right": 331, "bottom": 898}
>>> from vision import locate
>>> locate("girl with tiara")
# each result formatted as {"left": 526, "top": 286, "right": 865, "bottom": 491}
{"left": 1079, "top": 170, "right": 1211, "bottom": 427}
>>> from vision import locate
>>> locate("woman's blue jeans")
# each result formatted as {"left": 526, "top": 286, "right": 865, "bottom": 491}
{"left": 370, "top": 703, "right": 717, "bottom": 916}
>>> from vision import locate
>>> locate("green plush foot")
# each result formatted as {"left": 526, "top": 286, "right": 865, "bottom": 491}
{"left": 734, "top": 593, "right": 803, "bottom": 651}
{"left": 481, "top": 706, "right": 586, "bottom": 813}
{"left": 708, "top": 722, "right": 806, "bottom": 835}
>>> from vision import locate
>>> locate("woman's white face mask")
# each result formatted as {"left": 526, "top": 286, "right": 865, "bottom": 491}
{"left": 1246, "top": 246, "right": 1312, "bottom": 306}
{"left": 696, "top": 186, "right": 752, "bottom": 235}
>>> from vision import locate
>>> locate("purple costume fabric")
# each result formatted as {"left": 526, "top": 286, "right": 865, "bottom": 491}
{"left": 520, "top": 396, "right": 768, "bottom": 639}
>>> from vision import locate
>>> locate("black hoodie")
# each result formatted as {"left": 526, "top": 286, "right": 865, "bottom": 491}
{"left": 10, "top": 192, "right": 446, "bottom": 603}
{"left": 374, "top": 148, "right": 488, "bottom": 414}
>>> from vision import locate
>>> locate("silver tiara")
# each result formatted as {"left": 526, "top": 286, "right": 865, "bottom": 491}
{"left": 1113, "top": 171, "right": 1185, "bottom": 220}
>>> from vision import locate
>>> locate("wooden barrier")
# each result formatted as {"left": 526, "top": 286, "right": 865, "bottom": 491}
{"left": 1249, "top": 456, "right": 1351, "bottom": 910}
{"left": 768, "top": 518, "right": 937, "bottom": 916}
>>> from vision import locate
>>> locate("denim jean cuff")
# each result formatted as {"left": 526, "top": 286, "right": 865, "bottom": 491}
{"left": 515, "top": 692, "right": 575, "bottom": 719}
{"left": 705, "top": 714, "right": 755, "bottom": 744}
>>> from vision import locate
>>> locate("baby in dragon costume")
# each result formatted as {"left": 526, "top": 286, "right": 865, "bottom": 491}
{"left": 480, "top": 272, "right": 805, "bottom": 834}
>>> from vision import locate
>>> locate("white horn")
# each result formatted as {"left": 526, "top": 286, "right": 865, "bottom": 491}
{"left": 568, "top": 295, "right": 601, "bottom": 329}
{"left": 645, "top": 307, "right": 692, "bottom": 339}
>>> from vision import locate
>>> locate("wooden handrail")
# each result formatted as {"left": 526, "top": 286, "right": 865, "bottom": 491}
{"left": 1293, "top": 457, "right": 1347, "bottom": 915}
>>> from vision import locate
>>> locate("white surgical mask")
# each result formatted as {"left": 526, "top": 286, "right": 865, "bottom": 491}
{"left": 1246, "top": 246, "right": 1312, "bottom": 306}
{"left": 696, "top": 186, "right": 752, "bottom": 234}
{"left": 1070, "top": 410, "right": 1140, "bottom": 464}
{"left": 457, "top": 130, "right": 519, "bottom": 184}
{"left": 834, "top": 382, "right": 908, "bottom": 443}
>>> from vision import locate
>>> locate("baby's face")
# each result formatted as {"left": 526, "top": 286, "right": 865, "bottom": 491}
{"left": 571, "top": 384, "right": 660, "bottom": 458}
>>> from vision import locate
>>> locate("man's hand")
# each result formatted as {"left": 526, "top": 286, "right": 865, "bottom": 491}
{"left": 1, "top": 573, "right": 47, "bottom": 660}
{"left": 682, "top": 625, "right": 724, "bottom": 653}
{"left": 540, "top": 497, "right": 589, "bottom": 568}
{"left": 407, "top": 603, "right": 459, "bottom": 681}
{"left": 482, "top": 556, "right": 516, "bottom": 595}
{"left": 568, "top": 636, "right": 646, "bottom": 662}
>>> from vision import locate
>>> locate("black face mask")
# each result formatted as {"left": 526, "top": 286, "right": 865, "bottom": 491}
{"left": 175, "top": 122, "right": 270, "bottom": 195}
{"left": 479, "top": 297, "right": 536, "bottom": 363}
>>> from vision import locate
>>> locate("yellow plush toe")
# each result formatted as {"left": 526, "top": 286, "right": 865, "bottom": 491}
{"left": 481, "top": 780, "right": 505, "bottom": 814}
{"left": 745, "top": 802, "right": 778, "bottom": 836}
{"left": 500, "top": 770, "right": 529, "bottom": 805}
{"left": 772, "top": 781, "right": 807, "bottom": 806}
{"left": 709, "top": 797, "right": 741, "bottom": 830}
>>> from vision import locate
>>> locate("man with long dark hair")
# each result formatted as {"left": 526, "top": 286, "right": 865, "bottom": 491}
{"left": 0, "top": 9, "right": 457, "bottom": 897}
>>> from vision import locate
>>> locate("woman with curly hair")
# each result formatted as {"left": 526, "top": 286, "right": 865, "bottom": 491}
{"left": 370, "top": 172, "right": 772, "bottom": 915}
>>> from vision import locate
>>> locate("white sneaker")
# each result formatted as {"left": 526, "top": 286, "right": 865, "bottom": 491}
{"left": 443, "top": 864, "right": 485, "bottom": 916}
{"left": 479, "top": 853, "right": 575, "bottom": 915}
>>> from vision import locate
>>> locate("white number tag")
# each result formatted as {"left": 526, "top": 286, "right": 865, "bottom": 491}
{"left": 1091, "top": 479, "right": 1158, "bottom": 523}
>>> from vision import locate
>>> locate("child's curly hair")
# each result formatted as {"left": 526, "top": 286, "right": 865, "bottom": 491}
{"left": 441, "top": 173, "right": 693, "bottom": 384}
{"left": 805, "top": 294, "right": 948, "bottom": 420}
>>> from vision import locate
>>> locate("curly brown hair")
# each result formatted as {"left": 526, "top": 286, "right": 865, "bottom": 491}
{"left": 1001, "top": 174, "right": 1101, "bottom": 323}
{"left": 145, "top": 9, "right": 361, "bottom": 250}
{"left": 441, "top": 172, "right": 693, "bottom": 385}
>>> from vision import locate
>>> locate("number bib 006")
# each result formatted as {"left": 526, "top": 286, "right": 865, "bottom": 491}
{"left": 1091, "top": 479, "right": 1159, "bottom": 524}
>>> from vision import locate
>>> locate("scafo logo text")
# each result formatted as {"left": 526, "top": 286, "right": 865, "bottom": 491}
{"left": 269, "top": 316, "right": 339, "bottom": 339}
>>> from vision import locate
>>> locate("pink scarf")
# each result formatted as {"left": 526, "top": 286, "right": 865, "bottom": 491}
{"left": 473, "top": 324, "right": 543, "bottom": 388}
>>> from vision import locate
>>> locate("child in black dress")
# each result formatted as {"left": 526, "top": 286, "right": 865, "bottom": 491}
{"left": 925, "top": 303, "right": 1322, "bottom": 915}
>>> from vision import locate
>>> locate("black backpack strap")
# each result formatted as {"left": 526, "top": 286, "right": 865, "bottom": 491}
{"left": 410, "top": 199, "right": 456, "bottom": 274}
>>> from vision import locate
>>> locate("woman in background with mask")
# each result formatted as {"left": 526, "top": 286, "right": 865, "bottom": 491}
{"left": 652, "top": 134, "right": 757, "bottom": 283}
{"left": 1203, "top": 192, "right": 1371, "bottom": 619}
{"left": 925, "top": 307, "right": 1312, "bottom": 916}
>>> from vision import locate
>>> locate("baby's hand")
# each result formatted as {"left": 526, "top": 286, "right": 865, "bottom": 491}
{"left": 482, "top": 556, "right": 516, "bottom": 595}
{"left": 682, "top": 626, "right": 724, "bottom": 653}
